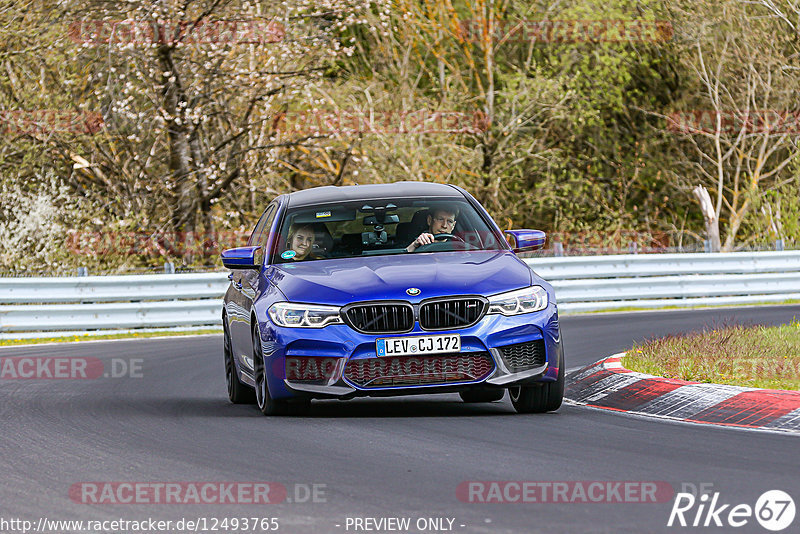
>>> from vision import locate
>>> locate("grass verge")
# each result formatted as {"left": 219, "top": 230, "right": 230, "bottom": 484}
{"left": 622, "top": 320, "right": 800, "bottom": 390}
{"left": 0, "top": 328, "right": 222, "bottom": 347}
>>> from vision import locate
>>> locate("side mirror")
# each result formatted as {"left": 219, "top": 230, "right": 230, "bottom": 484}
{"left": 504, "top": 230, "right": 546, "bottom": 253}
{"left": 221, "top": 246, "right": 262, "bottom": 269}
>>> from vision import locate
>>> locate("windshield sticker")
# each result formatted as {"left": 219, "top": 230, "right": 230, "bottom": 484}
{"left": 281, "top": 250, "right": 297, "bottom": 259}
{"left": 316, "top": 211, "right": 332, "bottom": 218}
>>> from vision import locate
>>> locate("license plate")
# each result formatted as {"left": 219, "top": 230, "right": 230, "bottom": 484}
{"left": 376, "top": 334, "right": 461, "bottom": 357}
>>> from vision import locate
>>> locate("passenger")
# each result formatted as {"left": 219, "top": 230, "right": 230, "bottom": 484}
{"left": 406, "top": 206, "right": 459, "bottom": 252}
{"left": 285, "top": 223, "right": 317, "bottom": 261}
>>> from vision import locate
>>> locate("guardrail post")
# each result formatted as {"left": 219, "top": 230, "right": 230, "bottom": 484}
{"left": 704, "top": 239, "right": 711, "bottom": 253}
{"left": 553, "top": 242, "right": 564, "bottom": 257}
{"left": 775, "top": 239, "right": 785, "bottom": 251}
{"left": 76, "top": 267, "right": 88, "bottom": 277}
{"left": 628, "top": 241, "right": 639, "bottom": 254}
{"left": 164, "top": 262, "right": 175, "bottom": 274}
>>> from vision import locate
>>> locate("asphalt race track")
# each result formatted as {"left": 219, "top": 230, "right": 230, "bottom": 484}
{"left": 2, "top": 306, "right": 800, "bottom": 534}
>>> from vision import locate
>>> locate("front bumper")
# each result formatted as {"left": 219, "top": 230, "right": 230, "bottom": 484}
{"left": 257, "top": 303, "right": 561, "bottom": 400}
{"left": 283, "top": 352, "right": 548, "bottom": 398}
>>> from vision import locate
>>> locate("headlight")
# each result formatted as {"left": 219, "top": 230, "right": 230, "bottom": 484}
{"left": 268, "top": 302, "right": 344, "bottom": 328}
{"left": 487, "top": 286, "right": 548, "bottom": 315}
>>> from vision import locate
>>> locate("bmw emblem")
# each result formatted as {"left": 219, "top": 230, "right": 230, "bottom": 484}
{"left": 406, "top": 287, "right": 421, "bottom": 296}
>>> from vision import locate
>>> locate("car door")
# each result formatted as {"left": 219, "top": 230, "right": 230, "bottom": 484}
{"left": 228, "top": 204, "right": 276, "bottom": 368}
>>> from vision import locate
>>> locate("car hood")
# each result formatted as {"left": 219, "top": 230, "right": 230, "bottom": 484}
{"left": 270, "top": 251, "right": 534, "bottom": 305}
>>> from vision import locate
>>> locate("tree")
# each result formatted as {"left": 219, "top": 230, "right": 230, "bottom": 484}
{"left": 665, "top": 0, "right": 800, "bottom": 251}
{"left": 1, "top": 0, "right": 384, "bottom": 267}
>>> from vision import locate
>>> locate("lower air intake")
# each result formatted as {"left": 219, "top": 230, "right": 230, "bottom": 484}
{"left": 344, "top": 352, "right": 494, "bottom": 388}
{"left": 498, "top": 340, "right": 546, "bottom": 372}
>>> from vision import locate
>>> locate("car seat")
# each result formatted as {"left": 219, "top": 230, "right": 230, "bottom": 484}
{"left": 311, "top": 223, "right": 334, "bottom": 257}
{"left": 395, "top": 209, "right": 429, "bottom": 246}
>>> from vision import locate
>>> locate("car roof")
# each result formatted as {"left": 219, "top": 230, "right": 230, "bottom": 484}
{"left": 286, "top": 182, "right": 463, "bottom": 207}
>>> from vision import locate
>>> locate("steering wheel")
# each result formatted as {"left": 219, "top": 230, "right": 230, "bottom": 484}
{"left": 414, "top": 233, "right": 466, "bottom": 252}
{"left": 432, "top": 233, "right": 465, "bottom": 243}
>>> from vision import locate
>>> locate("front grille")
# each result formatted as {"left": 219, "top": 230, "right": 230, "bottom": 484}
{"left": 419, "top": 297, "right": 486, "bottom": 330}
{"left": 498, "top": 340, "right": 546, "bottom": 372}
{"left": 344, "top": 352, "right": 494, "bottom": 388}
{"left": 343, "top": 303, "right": 414, "bottom": 334}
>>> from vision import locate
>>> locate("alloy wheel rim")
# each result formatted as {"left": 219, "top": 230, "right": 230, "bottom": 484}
{"left": 225, "top": 354, "right": 233, "bottom": 396}
{"left": 255, "top": 359, "right": 266, "bottom": 409}
{"left": 224, "top": 325, "right": 234, "bottom": 397}
{"left": 258, "top": 376, "right": 266, "bottom": 409}
{"left": 254, "top": 333, "right": 266, "bottom": 409}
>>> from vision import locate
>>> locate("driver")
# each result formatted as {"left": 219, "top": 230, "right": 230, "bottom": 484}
{"left": 406, "top": 206, "right": 458, "bottom": 252}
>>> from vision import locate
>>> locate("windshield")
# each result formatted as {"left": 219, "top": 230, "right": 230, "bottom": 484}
{"left": 271, "top": 197, "right": 506, "bottom": 263}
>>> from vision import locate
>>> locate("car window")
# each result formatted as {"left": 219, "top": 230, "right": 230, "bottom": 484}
{"left": 272, "top": 197, "right": 505, "bottom": 264}
{"left": 248, "top": 204, "right": 276, "bottom": 247}
{"left": 259, "top": 205, "right": 278, "bottom": 251}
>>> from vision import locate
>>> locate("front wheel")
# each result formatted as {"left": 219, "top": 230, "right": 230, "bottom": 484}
{"left": 224, "top": 319, "right": 255, "bottom": 404}
{"left": 253, "top": 327, "right": 289, "bottom": 416}
{"left": 509, "top": 350, "right": 564, "bottom": 414}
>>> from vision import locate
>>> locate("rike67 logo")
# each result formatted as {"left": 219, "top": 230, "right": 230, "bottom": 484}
{"left": 668, "top": 489, "right": 795, "bottom": 531}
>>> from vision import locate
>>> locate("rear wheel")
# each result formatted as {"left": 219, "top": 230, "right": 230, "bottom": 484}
{"left": 253, "top": 327, "right": 290, "bottom": 416}
{"left": 509, "top": 350, "right": 564, "bottom": 414}
{"left": 224, "top": 319, "right": 255, "bottom": 404}
{"left": 459, "top": 388, "right": 505, "bottom": 403}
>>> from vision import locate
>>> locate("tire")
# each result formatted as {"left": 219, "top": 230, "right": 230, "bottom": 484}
{"left": 459, "top": 388, "right": 505, "bottom": 403}
{"left": 224, "top": 319, "right": 255, "bottom": 404}
{"left": 253, "top": 326, "right": 290, "bottom": 416}
{"left": 509, "top": 348, "right": 564, "bottom": 414}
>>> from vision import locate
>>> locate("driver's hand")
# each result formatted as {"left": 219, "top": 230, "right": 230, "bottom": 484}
{"left": 407, "top": 232, "right": 434, "bottom": 252}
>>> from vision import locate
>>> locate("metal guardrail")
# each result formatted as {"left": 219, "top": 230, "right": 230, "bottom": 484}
{"left": 1, "top": 251, "right": 799, "bottom": 339}
{"left": 526, "top": 251, "right": 800, "bottom": 312}
{"left": 0, "top": 273, "right": 227, "bottom": 303}
{"left": 0, "top": 273, "right": 228, "bottom": 340}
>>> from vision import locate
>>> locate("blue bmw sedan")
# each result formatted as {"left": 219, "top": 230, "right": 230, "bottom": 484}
{"left": 221, "top": 182, "right": 563, "bottom": 415}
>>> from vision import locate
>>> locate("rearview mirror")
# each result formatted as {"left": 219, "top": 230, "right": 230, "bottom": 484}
{"left": 221, "top": 246, "right": 262, "bottom": 269}
{"left": 363, "top": 214, "right": 400, "bottom": 225}
{"left": 504, "top": 230, "right": 546, "bottom": 253}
